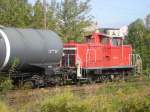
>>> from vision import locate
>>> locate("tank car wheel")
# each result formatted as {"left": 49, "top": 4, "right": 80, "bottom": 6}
{"left": 23, "top": 80, "right": 34, "bottom": 89}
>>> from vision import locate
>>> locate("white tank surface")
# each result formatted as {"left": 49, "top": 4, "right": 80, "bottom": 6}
{"left": 0, "top": 27, "right": 63, "bottom": 71}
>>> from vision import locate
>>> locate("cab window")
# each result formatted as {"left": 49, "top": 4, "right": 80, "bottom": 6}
{"left": 101, "top": 36, "right": 109, "bottom": 45}
{"left": 112, "top": 38, "right": 122, "bottom": 46}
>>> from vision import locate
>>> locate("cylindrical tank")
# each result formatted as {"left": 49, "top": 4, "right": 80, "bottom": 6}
{"left": 0, "top": 27, "right": 63, "bottom": 71}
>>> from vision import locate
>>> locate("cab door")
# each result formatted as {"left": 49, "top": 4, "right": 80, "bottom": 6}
{"left": 111, "top": 37, "right": 123, "bottom": 66}
{"left": 87, "top": 48, "right": 96, "bottom": 67}
{"left": 101, "top": 36, "right": 111, "bottom": 67}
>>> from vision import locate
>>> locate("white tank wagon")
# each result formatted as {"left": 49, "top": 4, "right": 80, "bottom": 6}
{"left": 0, "top": 27, "right": 63, "bottom": 73}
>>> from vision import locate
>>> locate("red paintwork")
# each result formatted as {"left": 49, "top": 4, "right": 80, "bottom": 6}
{"left": 62, "top": 32, "right": 132, "bottom": 69}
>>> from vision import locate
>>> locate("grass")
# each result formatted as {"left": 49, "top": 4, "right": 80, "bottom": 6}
{"left": 2, "top": 76, "right": 150, "bottom": 112}
{"left": 0, "top": 101, "right": 9, "bottom": 112}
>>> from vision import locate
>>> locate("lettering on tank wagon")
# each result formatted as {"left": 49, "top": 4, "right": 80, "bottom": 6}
{"left": 48, "top": 49, "right": 58, "bottom": 54}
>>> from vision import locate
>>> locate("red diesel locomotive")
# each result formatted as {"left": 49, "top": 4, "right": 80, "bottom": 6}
{"left": 60, "top": 31, "right": 141, "bottom": 82}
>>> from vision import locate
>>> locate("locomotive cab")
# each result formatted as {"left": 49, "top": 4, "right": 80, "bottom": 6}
{"left": 85, "top": 32, "right": 124, "bottom": 46}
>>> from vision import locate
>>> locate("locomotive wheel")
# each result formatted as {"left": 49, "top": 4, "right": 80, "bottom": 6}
{"left": 104, "top": 75, "right": 110, "bottom": 83}
{"left": 99, "top": 75, "right": 104, "bottom": 82}
{"left": 110, "top": 75, "right": 115, "bottom": 82}
{"left": 100, "top": 75, "right": 109, "bottom": 83}
{"left": 88, "top": 77, "right": 96, "bottom": 84}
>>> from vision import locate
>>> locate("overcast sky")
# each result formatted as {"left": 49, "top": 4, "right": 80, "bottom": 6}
{"left": 28, "top": 0, "right": 150, "bottom": 28}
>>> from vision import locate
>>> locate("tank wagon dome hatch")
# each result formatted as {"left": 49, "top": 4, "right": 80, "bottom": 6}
{"left": 0, "top": 27, "right": 63, "bottom": 72}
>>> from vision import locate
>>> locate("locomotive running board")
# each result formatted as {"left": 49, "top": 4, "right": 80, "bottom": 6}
{"left": 83, "top": 66, "right": 134, "bottom": 70}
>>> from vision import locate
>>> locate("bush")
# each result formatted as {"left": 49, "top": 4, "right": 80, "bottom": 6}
{"left": 41, "top": 90, "right": 89, "bottom": 112}
{"left": 0, "top": 77, "right": 13, "bottom": 94}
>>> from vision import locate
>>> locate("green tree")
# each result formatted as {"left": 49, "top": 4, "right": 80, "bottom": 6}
{"left": 46, "top": 0, "right": 59, "bottom": 31}
{"left": 127, "top": 19, "right": 145, "bottom": 54}
{"left": 0, "top": 0, "right": 93, "bottom": 41}
{"left": 30, "top": 0, "right": 45, "bottom": 28}
{"left": 30, "top": 0, "right": 58, "bottom": 30}
{"left": 127, "top": 17, "right": 150, "bottom": 72}
{"left": 57, "top": 0, "right": 92, "bottom": 42}
{"left": 0, "top": 0, "right": 32, "bottom": 27}
{"left": 142, "top": 29, "right": 150, "bottom": 72}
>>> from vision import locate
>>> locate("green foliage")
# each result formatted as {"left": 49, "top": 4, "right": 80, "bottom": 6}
{"left": 0, "top": 78, "right": 150, "bottom": 112}
{"left": 0, "top": 58, "right": 18, "bottom": 95}
{"left": 40, "top": 80, "right": 150, "bottom": 112}
{"left": 96, "top": 83, "right": 119, "bottom": 94}
{"left": 41, "top": 90, "right": 89, "bottom": 112}
{"left": 56, "top": 0, "right": 92, "bottom": 42}
{"left": 119, "top": 96, "right": 150, "bottom": 112}
{"left": 127, "top": 16, "right": 150, "bottom": 71}
{"left": 0, "top": 77, "right": 13, "bottom": 94}
{"left": 31, "top": 0, "right": 45, "bottom": 29}
{"left": 0, "top": 0, "right": 32, "bottom": 28}
{"left": 0, "top": 0, "right": 92, "bottom": 42}
{"left": 127, "top": 19, "right": 145, "bottom": 52}
{"left": 9, "top": 58, "right": 20, "bottom": 73}
{"left": 96, "top": 81, "right": 141, "bottom": 96}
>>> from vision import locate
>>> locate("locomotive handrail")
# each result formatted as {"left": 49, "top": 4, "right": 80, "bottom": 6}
{"left": 129, "top": 54, "right": 141, "bottom": 66}
{"left": 76, "top": 55, "right": 83, "bottom": 78}
{"left": 129, "top": 54, "right": 142, "bottom": 75}
{"left": 76, "top": 45, "right": 83, "bottom": 77}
